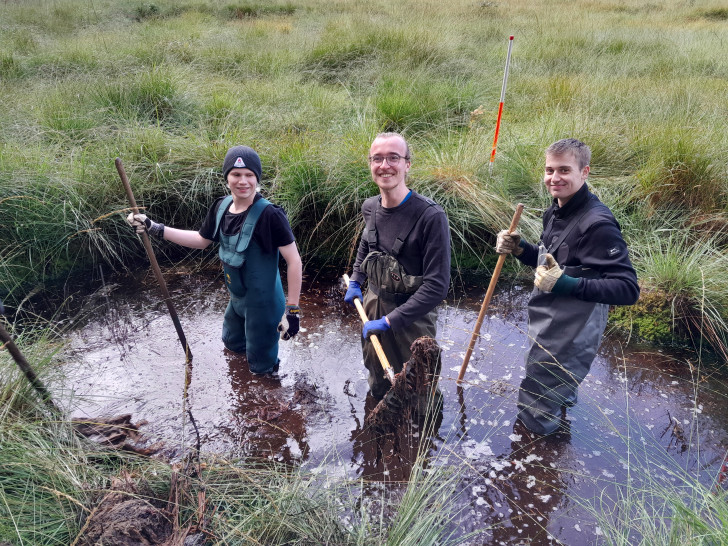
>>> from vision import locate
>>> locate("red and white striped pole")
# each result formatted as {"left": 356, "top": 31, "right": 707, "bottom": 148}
{"left": 489, "top": 35, "right": 514, "bottom": 175}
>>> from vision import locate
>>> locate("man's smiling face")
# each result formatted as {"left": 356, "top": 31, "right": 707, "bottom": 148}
{"left": 369, "top": 135, "right": 411, "bottom": 193}
{"left": 544, "top": 152, "right": 590, "bottom": 207}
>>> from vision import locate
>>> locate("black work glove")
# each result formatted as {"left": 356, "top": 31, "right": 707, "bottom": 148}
{"left": 278, "top": 304, "right": 300, "bottom": 340}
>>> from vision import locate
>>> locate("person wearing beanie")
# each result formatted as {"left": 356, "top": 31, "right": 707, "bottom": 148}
{"left": 127, "top": 145, "right": 302, "bottom": 375}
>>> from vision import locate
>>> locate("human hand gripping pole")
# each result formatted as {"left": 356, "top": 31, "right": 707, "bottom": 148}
{"left": 344, "top": 280, "right": 362, "bottom": 306}
{"left": 116, "top": 158, "right": 192, "bottom": 362}
{"left": 457, "top": 203, "right": 524, "bottom": 384}
{"left": 126, "top": 212, "right": 165, "bottom": 238}
{"left": 362, "top": 316, "right": 390, "bottom": 339}
{"left": 342, "top": 274, "right": 396, "bottom": 384}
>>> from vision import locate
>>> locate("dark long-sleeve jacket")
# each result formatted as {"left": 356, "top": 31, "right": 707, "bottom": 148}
{"left": 517, "top": 183, "right": 639, "bottom": 306}
{"left": 351, "top": 191, "right": 451, "bottom": 330}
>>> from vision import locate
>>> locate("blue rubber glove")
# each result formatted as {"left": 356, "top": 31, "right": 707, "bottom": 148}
{"left": 344, "top": 280, "right": 362, "bottom": 306}
{"left": 363, "top": 316, "right": 390, "bottom": 339}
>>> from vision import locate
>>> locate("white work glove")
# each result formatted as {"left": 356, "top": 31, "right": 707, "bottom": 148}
{"left": 126, "top": 213, "right": 165, "bottom": 238}
{"left": 495, "top": 230, "right": 523, "bottom": 256}
{"left": 534, "top": 253, "right": 563, "bottom": 292}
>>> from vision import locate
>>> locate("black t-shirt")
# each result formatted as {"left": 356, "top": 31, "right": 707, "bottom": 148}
{"left": 198, "top": 193, "right": 295, "bottom": 254}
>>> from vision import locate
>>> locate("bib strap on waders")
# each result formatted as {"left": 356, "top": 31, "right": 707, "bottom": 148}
{"left": 365, "top": 194, "right": 437, "bottom": 256}
{"left": 214, "top": 195, "right": 272, "bottom": 269}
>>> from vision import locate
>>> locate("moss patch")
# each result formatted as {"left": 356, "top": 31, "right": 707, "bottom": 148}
{"left": 610, "top": 289, "right": 674, "bottom": 344}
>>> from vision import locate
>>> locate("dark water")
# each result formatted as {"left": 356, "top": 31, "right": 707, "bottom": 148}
{"left": 63, "top": 271, "right": 728, "bottom": 545}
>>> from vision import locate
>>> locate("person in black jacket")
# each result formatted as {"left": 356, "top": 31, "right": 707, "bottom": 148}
{"left": 344, "top": 132, "right": 451, "bottom": 400}
{"left": 496, "top": 138, "right": 639, "bottom": 435}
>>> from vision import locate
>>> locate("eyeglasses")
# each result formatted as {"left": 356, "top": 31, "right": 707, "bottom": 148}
{"left": 368, "top": 154, "right": 410, "bottom": 165}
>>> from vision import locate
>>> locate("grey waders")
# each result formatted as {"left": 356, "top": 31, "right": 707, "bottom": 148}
{"left": 360, "top": 251, "right": 439, "bottom": 399}
{"left": 517, "top": 244, "right": 608, "bottom": 435}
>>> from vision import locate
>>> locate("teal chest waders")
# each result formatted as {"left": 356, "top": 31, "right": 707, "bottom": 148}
{"left": 215, "top": 196, "right": 285, "bottom": 374}
{"left": 517, "top": 244, "right": 608, "bottom": 434}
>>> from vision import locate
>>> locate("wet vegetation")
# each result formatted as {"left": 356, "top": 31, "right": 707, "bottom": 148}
{"left": 0, "top": 331, "right": 463, "bottom": 544}
{"left": 1, "top": 0, "right": 728, "bottom": 543}
{"left": 1, "top": 0, "right": 727, "bottom": 355}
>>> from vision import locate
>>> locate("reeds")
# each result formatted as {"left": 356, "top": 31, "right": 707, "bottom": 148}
{"left": 1, "top": 307, "right": 466, "bottom": 544}
{"left": 2, "top": 0, "right": 728, "bottom": 538}
{"left": 2, "top": 0, "right": 727, "bottom": 344}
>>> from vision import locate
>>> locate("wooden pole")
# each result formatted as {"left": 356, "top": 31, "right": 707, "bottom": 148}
{"left": 457, "top": 203, "right": 524, "bottom": 384}
{"left": 116, "top": 158, "right": 192, "bottom": 362}
{"left": 343, "top": 274, "right": 396, "bottom": 383}
{"left": 0, "top": 321, "right": 61, "bottom": 415}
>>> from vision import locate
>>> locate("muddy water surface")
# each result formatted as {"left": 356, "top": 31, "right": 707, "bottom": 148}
{"left": 64, "top": 271, "right": 728, "bottom": 545}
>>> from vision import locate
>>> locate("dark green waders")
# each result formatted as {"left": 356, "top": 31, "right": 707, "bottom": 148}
{"left": 517, "top": 244, "right": 608, "bottom": 434}
{"left": 360, "top": 251, "right": 439, "bottom": 399}
{"left": 215, "top": 197, "right": 286, "bottom": 374}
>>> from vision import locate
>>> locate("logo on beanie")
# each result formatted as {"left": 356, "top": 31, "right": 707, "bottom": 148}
{"left": 234, "top": 157, "right": 245, "bottom": 168}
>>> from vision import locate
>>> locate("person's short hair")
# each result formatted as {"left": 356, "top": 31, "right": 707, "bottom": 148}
{"left": 546, "top": 138, "right": 591, "bottom": 170}
{"left": 373, "top": 132, "right": 411, "bottom": 160}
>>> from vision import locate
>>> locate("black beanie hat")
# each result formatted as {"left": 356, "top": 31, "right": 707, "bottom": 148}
{"left": 223, "top": 146, "right": 262, "bottom": 183}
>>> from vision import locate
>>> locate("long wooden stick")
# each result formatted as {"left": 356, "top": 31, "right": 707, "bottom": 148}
{"left": 0, "top": 321, "right": 61, "bottom": 415}
{"left": 343, "top": 274, "right": 396, "bottom": 383}
{"left": 457, "top": 203, "right": 524, "bottom": 384}
{"left": 116, "top": 158, "right": 192, "bottom": 362}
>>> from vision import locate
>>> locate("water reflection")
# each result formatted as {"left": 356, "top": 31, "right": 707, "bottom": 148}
{"left": 62, "top": 272, "right": 728, "bottom": 545}
{"left": 488, "top": 424, "right": 571, "bottom": 545}
{"left": 221, "top": 350, "right": 310, "bottom": 462}
{"left": 349, "top": 393, "right": 444, "bottom": 483}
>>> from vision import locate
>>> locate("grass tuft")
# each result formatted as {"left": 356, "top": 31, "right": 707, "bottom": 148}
{"left": 635, "top": 132, "right": 727, "bottom": 215}
{"left": 374, "top": 74, "right": 474, "bottom": 134}
{"left": 628, "top": 224, "right": 728, "bottom": 358}
{"left": 225, "top": 2, "right": 297, "bottom": 19}
{"left": 701, "top": 7, "right": 728, "bottom": 20}
{"left": 92, "top": 68, "right": 196, "bottom": 128}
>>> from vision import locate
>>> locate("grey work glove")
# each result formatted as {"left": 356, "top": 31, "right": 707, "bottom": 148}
{"left": 534, "top": 253, "right": 563, "bottom": 292}
{"left": 126, "top": 212, "right": 165, "bottom": 238}
{"left": 278, "top": 305, "right": 300, "bottom": 340}
{"left": 495, "top": 230, "right": 523, "bottom": 256}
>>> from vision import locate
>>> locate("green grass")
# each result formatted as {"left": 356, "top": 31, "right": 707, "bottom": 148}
{"left": 0, "top": 316, "right": 467, "bottom": 545}
{"left": 2, "top": 0, "right": 728, "bottom": 538}
{"left": 576, "top": 345, "right": 728, "bottom": 546}
{"left": 1, "top": 0, "right": 727, "bottom": 348}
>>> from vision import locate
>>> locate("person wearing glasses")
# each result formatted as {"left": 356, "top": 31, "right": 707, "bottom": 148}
{"left": 344, "top": 132, "right": 451, "bottom": 401}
